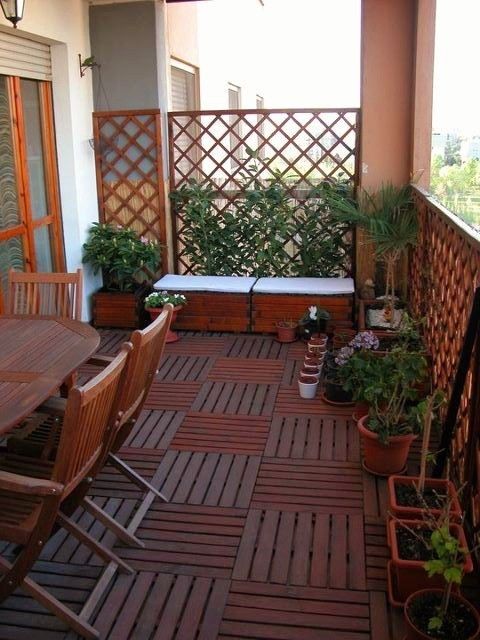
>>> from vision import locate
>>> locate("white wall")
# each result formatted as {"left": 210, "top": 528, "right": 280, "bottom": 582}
{"left": 0, "top": 0, "right": 101, "bottom": 318}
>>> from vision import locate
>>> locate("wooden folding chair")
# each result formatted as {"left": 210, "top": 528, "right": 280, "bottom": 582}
{"left": 8, "top": 268, "right": 83, "bottom": 320}
{"left": 7, "top": 305, "right": 173, "bottom": 536}
{"left": 0, "top": 344, "right": 131, "bottom": 639}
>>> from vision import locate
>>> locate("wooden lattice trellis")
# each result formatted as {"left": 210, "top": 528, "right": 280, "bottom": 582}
{"left": 410, "top": 187, "right": 480, "bottom": 541}
{"left": 93, "top": 109, "right": 167, "bottom": 274}
{"left": 168, "top": 108, "right": 360, "bottom": 275}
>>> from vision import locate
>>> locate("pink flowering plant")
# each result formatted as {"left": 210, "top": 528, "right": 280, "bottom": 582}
{"left": 83, "top": 223, "right": 159, "bottom": 292}
{"left": 334, "top": 331, "right": 379, "bottom": 366}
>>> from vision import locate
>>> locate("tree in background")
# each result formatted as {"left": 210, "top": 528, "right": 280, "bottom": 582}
{"left": 443, "top": 134, "right": 462, "bottom": 166}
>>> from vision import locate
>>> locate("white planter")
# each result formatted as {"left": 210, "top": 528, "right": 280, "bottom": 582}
{"left": 300, "top": 367, "right": 320, "bottom": 380}
{"left": 298, "top": 376, "right": 319, "bottom": 399}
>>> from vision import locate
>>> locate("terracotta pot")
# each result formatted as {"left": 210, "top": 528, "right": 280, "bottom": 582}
{"left": 276, "top": 322, "right": 297, "bottom": 343}
{"left": 357, "top": 414, "right": 416, "bottom": 475}
{"left": 389, "top": 519, "right": 473, "bottom": 604}
{"left": 387, "top": 475, "right": 463, "bottom": 522}
{"left": 404, "top": 589, "right": 480, "bottom": 640}
{"left": 298, "top": 374, "right": 319, "bottom": 399}
{"left": 146, "top": 305, "right": 183, "bottom": 343}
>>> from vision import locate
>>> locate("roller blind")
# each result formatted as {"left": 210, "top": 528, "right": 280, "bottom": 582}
{"left": 171, "top": 65, "right": 196, "bottom": 111}
{"left": 0, "top": 30, "right": 51, "bottom": 81}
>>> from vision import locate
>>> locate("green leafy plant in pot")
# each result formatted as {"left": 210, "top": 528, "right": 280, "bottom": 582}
{"left": 404, "top": 520, "right": 479, "bottom": 640}
{"left": 344, "top": 346, "right": 428, "bottom": 475}
{"left": 82, "top": 223, "right": 160, "bottom": 328}
{"left": 298, "top": 305, "right": 330, "bottom": 340}
{"left": 325, "top": 182, "right": 417, "bottom": 328}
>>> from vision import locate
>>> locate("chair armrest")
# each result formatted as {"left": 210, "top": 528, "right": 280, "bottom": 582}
{"left": 87, "top": 354, "right": 114, "bottom": 367}
{"left": 0, "top": 470, "right": 63, "bottom": 496}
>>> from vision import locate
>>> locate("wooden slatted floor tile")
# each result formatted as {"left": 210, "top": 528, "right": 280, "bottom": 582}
{"left": 90, "top": 449, "right": 165, "bottom": 499}
{"left": 97, "top": 329, "right": 131, "bottom": 356}
{"left": 233, "top": 510, "right": 366, "bottom": 590}
{"left": 365, "top": 517, "right": 389, "bottom": 592}
{"left": 92, "top": 572, "right": 230, "bottom": 640}
{"left": 144, "top": 381, "right": 202, "bottom": 411}
{"left": 157, "top": 355, "right": 214, "bottom": 382}
{"left": 265, "top": 414, "right": 360, "bottom": 461}
{"left": 252, "top": 458, "right": 364, "bottom": 513}
{"left": 151, "top": 450, "right": 261, "bottom": 508}
{"left": 207, "top": 358, "right": 285, "bottom": 383}
{"left": 218, "top": 581, "right": 371, "bottom": 640}
{"left": 170, "top": 413, "right": 271, "bottom": 454}
{"left": 116, "top": 503, "right": 246, "bottom": 577}
{"left": 125, "top": 409, "right": 185, "bottom": 449}
{"left": 164, "top": 336, "right": 228, "bottom": 356}
{"left": 223, "top": 336, "right": 289, "bottom": 359}
{"left": 0, "top": 561, "right": 102, "bottom": 640}
{"left": 274, "top": 387, "right": 355, "bottom": 415}
{"left": 191, "top": 381, "right": 278, "bottom": 416}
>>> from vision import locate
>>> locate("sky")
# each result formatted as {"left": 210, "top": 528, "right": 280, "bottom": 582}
{"left": 261, "top": 0, "right": 361, "bottom": 109}
{"left": 432, "top": 0, "right": 480, "bottom": 134}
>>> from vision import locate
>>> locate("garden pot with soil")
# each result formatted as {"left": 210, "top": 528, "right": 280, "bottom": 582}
{"left": 324, "top": 378, "right": 354, "bottom": 405}
{"left": 298, "top": 373, "right": 319, "bottom": 399}
{"left": 357, "top": 414, "right": 416, "bottom": 475}
{"left": 404, "top": 589, "right": 480, "bottom": 640}
{"left": 275, "top": 321, "right": 298, "bottom": 343}
{"left": 388, "top": 475, "right": 462, "bottom": 522}
{"left": 389, "top": 519, "right": 473, "bottom": 604}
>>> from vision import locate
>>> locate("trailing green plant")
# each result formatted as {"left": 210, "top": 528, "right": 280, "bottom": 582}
{"left": 82, "top": 223, "right": 159, "bottom": 292}
{"left": 325, "top": 182, "right": 417, "bottom": 320}
{"left": 290, "top": 179, "right": 353, "bottom": 277}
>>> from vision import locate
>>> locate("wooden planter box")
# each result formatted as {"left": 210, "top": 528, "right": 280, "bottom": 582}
{"left": 92, "top": 286, "right": 150, "bottom": 329}
{"left": 251, "top": 293, "right": 354, "bottom": 333}
{"left": 171, "top": 292, "right": 251, "bottom": 332}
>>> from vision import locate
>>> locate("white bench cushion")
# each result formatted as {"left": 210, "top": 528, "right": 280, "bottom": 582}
{"left": 253, "top": 277, "right": 355, "bottom": 295}
{"left": 154, "top": 274, "right": 257, "bottom": 294}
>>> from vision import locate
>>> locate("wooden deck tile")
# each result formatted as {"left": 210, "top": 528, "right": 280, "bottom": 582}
{"left": 157, "top": 355, "right": 214, "bottom": 382}
{"left": 144, "top": 381, "right": 202, "bottom": 411}
{"left": 92, "top": 573, "right": 230, "bottom": 640}
{"left": 150, "top": 450, "right": 261, "bottom": 508}
{"left": 124, "top": 409, "right": 185, "bottom": 449}
{"left": 207, "top": 358, "right": 285, "bottom": 384}
{"left": 170, "top": 413, "right": 271, "bottom": 454}
{"left": 164, "top": 336, "right": 228, "bottom": 356}
{"left": 0, "top": 561, "right": 102, "bottom": 640}
{"left": 252, "top": 458, "right": 364, "bottom": 513}
{"left": 97, "top": 329, "right": 130, "bottom": 356}
{"left": 365, "top": 517, "right": 389, "bottom": 592}
{"left": 223, "top": 336, "right": 289, "bottom": 360}
{"left": 218, "top": 581, "right": 370, "bottom": 640}
{"left": 90, "top": 449, "right": 165, "bottom": 499}
{"left": 274, "top": 387, "right": 355, "bottom": 415}
{"left": 191, "top": 381, "right": 278, "bottom": 416}
{"left": 233, "top": 510, "right": 366, "bottom": 590}
{"left": 265, "top": 414, "right": 360, "bottom": 461}
{"left": 116, "top": 504, "right": 246, "bottom": 578}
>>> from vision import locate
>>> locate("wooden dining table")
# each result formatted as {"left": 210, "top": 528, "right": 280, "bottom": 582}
{"left": 0, "top": 315, "right": 100, "bottom": 435}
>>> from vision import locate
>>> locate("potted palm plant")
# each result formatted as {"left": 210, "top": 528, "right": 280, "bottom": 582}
{"left": 83, "top": 223, "right": 159, "bottom": 328}
{"left": 325, "top": 182, "right": 417, "bottom": 329}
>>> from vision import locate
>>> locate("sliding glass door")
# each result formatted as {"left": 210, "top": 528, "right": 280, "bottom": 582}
{"left": 0, "top": 75, "right": 64, "bottom": 311}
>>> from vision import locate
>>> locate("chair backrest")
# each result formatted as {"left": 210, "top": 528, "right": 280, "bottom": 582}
{"left": 8, "top": 269, "right": 83, "bottom": 320}
{"left": 52, "top": 343, "right": 131, "bottom": 495}
{"left": 118, "top": 304, "right": 173, "bottom": 425}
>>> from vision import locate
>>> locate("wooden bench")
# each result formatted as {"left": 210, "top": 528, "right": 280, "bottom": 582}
{"left": 251, "top": 277, "right": 355, "bottom": 333}
{"left": 153, "top": 275, "right": 256, "bottom": 332}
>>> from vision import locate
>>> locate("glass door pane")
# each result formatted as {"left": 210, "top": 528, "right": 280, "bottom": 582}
{"left": 0, "top": 76, "right": 22, "bottom": 231}
{"left": 0, "top": 235, "right": 25, "bottom": 296}
{"left": 21, "top": 79, "right": 48, "bottom": 220}
{"left": 34, "top": 224, "right": 53, "bottom": 272}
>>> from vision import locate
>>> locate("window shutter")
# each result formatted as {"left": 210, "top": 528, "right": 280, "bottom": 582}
{"left": 0, "top": 30, "right": 52, "bottom": 81}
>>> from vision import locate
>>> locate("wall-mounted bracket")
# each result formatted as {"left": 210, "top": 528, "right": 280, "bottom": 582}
{"left": 79, "top": 54, "right": 99, "bottom": 78}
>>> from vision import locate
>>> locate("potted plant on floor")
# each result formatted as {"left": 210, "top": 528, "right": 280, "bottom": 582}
{"left": 388, "top": 390, "right": 462, "bottom": 522}
{"left": 350, "top": 347, "right": 428, "bottom": 475}
{"left": 325, "top": 182, "right": 417, "bottom": 329}
{"left": 403, "top": 520, "right": 478, "bottom": 639}
{"left": 144, "top": 291, "right": 187, "bottom": 343}
{"left": 275, "top": 318, "right": 298, "bottom": 343}
{"left": 83, "top": 223, "right": 159, "bottom": 328}
{"left": 298, "top": 305, "right": 330, "bottom": 340}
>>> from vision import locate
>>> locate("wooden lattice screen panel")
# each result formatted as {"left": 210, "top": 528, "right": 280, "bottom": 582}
{"left": 410, "top": 187, "right": 480, "bottom": 540}
{"left": 168, "top": 108, "right": 360, "bottom": 275}
{"left": 93, "top": 109, "right": 167, "bottom": 274}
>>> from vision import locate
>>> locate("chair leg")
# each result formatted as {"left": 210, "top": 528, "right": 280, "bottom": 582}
{"left": 81, "top": 497, "right": 145, "bottom": 548}
{"left": 0, "top": 556, "right": 99, "bottom": 639}
{"left": 56, "top": 513, "right": 134, "bottom": 575}
{"left": 107, "top": 452, "right": 169, "bottom": 502}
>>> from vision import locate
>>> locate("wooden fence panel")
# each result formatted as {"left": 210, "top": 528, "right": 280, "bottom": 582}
{"left": 168, "top": 108, "right": 360, "bottom": 275}
{"left": 410, "top": 187, "right": 480, "bottom": 542}
{"left": 92, "top": 109, "right": 167, "bottom": 274}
